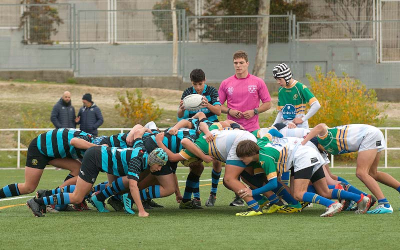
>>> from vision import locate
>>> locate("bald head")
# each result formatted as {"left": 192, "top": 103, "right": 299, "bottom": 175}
{"left": 62, "top": 91, "right": 71, "bottom": 103}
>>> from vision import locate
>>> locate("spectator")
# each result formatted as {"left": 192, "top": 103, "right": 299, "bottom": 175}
{"left": 76, "top": 93, "right": 104, "bottom": 136}
{"left": 50, "top": 91, "right": 76, "bottom": 129}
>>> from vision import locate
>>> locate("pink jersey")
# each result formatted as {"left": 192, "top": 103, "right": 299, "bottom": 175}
{"left": 218, "top": 74, "right": 271, "bottom": 132}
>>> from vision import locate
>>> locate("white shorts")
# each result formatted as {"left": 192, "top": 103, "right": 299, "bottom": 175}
{"left": 359, "top": 127, "right": 386, "bottom": 152}
{"left": 227, "top": 132, "right": 257, "bottom": 162}
{"left": 291, "top": 145, "right": 325, "bottom": 175}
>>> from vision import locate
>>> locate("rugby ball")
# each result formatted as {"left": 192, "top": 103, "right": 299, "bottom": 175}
{"left": 183, "top": 94, "right": 204, "bottom": 111}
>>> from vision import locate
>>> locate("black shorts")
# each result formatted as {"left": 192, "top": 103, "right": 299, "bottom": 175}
{"left": 152, "top": 161, "right": 177, "bottom": 176}
{"left": 292, "top": 165, "right": 325, "bottom": 183}
{"left": 26, "top": 138, "right": 54, "bottom": 170}
{"left": 79, "top": 147, "right": 102, "bottom": 184}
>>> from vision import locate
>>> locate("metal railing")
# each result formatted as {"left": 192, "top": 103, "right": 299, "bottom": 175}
{"left": 1, "top": 127, "right": 399, "bottom": 169}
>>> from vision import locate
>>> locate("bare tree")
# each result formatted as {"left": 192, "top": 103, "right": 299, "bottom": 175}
{"left": 252, "top": 0, "right": 270, "bottom": 79}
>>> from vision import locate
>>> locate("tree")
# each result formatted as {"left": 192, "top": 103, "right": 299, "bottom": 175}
{"left": 324, "top": 0, "right": 374, "bottom": 38}
{"left": 19, "top": 0, "right": 63, "bottom": 45}
{"left": 252, "top": 0, "right": 270, "bottom": 79}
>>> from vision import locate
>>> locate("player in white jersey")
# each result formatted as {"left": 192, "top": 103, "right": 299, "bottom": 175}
{"left": 302, "top": 123, "right": 400, "bottom": 214}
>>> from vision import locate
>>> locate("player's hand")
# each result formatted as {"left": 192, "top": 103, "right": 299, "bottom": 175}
{"left": 230, "top": 109, "right": 243, "bottom": 119}
{"left": 202, "top": 155, "right": 213, "bottom": 163}
{"left": 287, "top": 122, "right": 297, "bottom": 129}
{"left": 238, "top": 187, "right": 252, "bottom": 198}
{"left": 242, "top": 110, "right": 255, "bottom": 119}
{"left": 201, "top": 97, "right": 209, "bottom": 107}
{"left": 179, "top": 100, "right": 185, "bottom": 110}
{"left": 168, "top": 128, "right": 178, "bottom": 135}
{"left": 175, "top": 194, "right": 183, "bottom": 203}
{"left": 138, "top": 211, "right": 149, "bottom": 217}
{"left": 292, "top": 117, "right": 304, "bottom": 125}
{"left": 126, "top": 132, "right": 135, "bottom": 146}
{"left": 75, "top": 116, "right": 80, "bottom": 123}
{"left": 204, "top": 132, "right": 214, "bottom": 143}
{"left": 155, "top": 132, "right": 165, "bottom": 145}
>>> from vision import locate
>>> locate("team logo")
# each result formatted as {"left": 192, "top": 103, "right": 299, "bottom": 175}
{"left": 376, "top": 141, "right": 382, "bottom": 146}
{"left": 248, "top": 85, "right": 257, "bottom": 93}
{"left": 217, "top": 97, "right": 220, "bottom": 102}
{"left": 281, "top": 104, "right": 296, "bottom": 120}
{"left": 91, "top": 178, "right": 96, "bottom": 183}
{"left": 293, "top": 94, "right": 298, "bottom": 100}
{"left": 80, "top": 170, "right": 85, "bottom": 176}
{"left": 227, "top": 87, "right": 234, "bottom": 95}
{"left": 310, "top": 157, "right": 318, "bottom": 164}
{"left": 32, "top": 159, "right": 38, "bottom": 166}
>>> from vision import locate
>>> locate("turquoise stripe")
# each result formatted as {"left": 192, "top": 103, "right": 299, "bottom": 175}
{"left": 101, "top": 146, "right": 108, "bottom": 171}
{"left": 56, "top": 129, "right": 66, "bottom": 158}
{"left": 111, "top": 147, "right": 119, "bottom": 176}
{"left": 155, "top": 185, "right": 160, "bottom": 198}
{"left": 46, "top": 131, "right": 54, "bottom": 157}
{"left": 121, "top": 150, "right": 128, "bottom": 172}
{"left": 37, "top": 135, "right": 44, "bottom": 155}
{"left": 226, "top": 159, "right": 246, "bottom": 168}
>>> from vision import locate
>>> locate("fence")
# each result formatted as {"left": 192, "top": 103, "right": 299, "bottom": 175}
{"left": 0, "top": 3, "right": 73, "bottom": 70}
{"left": 0, "top": 127, "right": 399, "bottom": 169}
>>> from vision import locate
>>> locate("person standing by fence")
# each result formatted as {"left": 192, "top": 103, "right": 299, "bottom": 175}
{"left": 50, "top": 91, "right": 76, "bottom": 129}
{"left": 76, "top": 93, "right": 104, "bottom": 136}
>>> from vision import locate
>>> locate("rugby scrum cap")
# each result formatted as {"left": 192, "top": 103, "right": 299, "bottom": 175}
{"left": 148, "top": 148, "right": 168, "bottom": 167}
{"left": 273, "top": 63, "right": 292, "bottom": 84}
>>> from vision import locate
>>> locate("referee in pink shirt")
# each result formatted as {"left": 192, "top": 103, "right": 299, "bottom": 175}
{"left": 218, "top": 50, "right": 272, "bottom": 207}
{"left": 218, "top": 50, "right": 272, "bottom": 134}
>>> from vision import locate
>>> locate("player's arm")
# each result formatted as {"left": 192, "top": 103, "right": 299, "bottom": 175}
{"left": 128, "top": 157, "right": 149, "bottom": 217}
{"left": 293, "top": 101, "right": 321, "bottom": 125}
{"left": 198, "top": 122, "right": 214, "bottom": 142}
{"left": 173, "top": 173, "right": 183, "bottom": 203}
{"left": 301, "top": 123, "right": 328, "bottom": 145}
{"left": 155, "top": 132, "right": 185, "bottom": 162}
{"left": 125, "top": 124, "right": 146, "bottom": 146}
{"left": 168, "top": 119, "right": 193, "bottom": 135}
{"left": 128, "top": 179, "right": 148, "bottom": 217}
{"left": 177, "top": 99, "right": 186, "bottom": 118}
{"left": 181, "top": 138, "right": 213, "bottom": 163}
{"left": 70, "top": 138, "right": 97, "bottom": 149}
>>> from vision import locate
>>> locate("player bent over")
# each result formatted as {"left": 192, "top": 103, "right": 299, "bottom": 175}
{"left": 0, "top": 128, "right": 96, "bottom": 201}
{"left": 236, "top": 135, "right": 372, "bottom": 217}
{"left": 26, "top": 129, "right": 168, "bottom": 217}
{"left": 302, "top": 123, "right": 400, "bottom": 214}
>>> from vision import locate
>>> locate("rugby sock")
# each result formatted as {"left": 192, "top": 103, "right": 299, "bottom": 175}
{"left": 140, "top": 185, "right": 161, "bottom": 200}
{"left": 0, "top": 184, "right": 20, "bottom": 198}
{"left": 36, "top": 193, "right": 71, "bottom": 206}
{"left": 253, "top": 194, "right": 263, "bottom": 201}
{"left": 345, "top": 184, "right": 368, "bottom": 196}
{"left": 267, "top": 194, "right": 279, "bottom": 204}
{"left": 63, "top": 174, "right": 75, "bottom": 182}
{"left": 378, "top": 198, "right": 391, "bottom": 208}
{"left": 396, "top": 186, "right": 400, "bottom": 193}
{"left": 193, "top": 175, "right": 200, "bottom": 200}
{"left": 46, "top": 185, "right": 76, "bottom": 196}
{"left": 210, "top": 169, "right": 221, "bottom": 196}
{"left": 246, "top": 199, "right": 260, "bottom": 211}
{"left": 328, "top": 184, "right": 343, "bottom": 190}
{"left": 274, "top": 183, "right": 299, "bottom": 205}
{"left": 302, "top": 192, "right": 334, "bottom": 207}
{"left": 182, "top": 172, "right": 199, "bottom": 203}
{"left": 337, "top": 176, "right": 349, "bottom": 185}
{"left": 96, "top": 178, "right": 126, "bottom": 202}
{"left": 331, "top": 189, "right": 361, "bottom": 203}
{"left": 280, "top": 171, "right": 290, "bottom": 186}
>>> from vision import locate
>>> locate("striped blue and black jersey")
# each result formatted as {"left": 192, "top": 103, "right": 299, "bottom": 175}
{"left": 178, "top": 84, "right": 220, "bottom": 122}
{"left": 144, "top": 129, "right": 198, "bottom": 153}
{"left": 37, "top": 128, "right": 92, "bottom": 159}
{"left": 99, "top": 139, "right": 148, "bottom": 181}
{"left": 101, "top": 129, "right": 160, "bottom": 148}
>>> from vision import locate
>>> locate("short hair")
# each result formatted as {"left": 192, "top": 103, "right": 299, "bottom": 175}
{"left": 190, "top": 69, "right": 205, "bottom": 83}
{"left": 233, "top": 50, "right": 248, "bottom": 62}
{"left": 236, "top": 140, "right": 260, "bottom": 157}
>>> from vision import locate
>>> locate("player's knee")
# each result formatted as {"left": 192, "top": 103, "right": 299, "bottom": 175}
{"left": 21, "top": 184, "right": 37, "bottom": 194}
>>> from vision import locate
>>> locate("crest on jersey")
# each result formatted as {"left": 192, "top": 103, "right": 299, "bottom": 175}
{"left": 293, "top": 94, "right": 298, "bottom": 100}
{"left": 281, "top": 104, "right": 296, "bottom": 120}
{"left": 228, "top": 87, "right": 234, "bottom": 95}
{"left": 32, "top": 159, "right": 38, "bottom": 166}
{"left": 248, "top": 85, "right": 257, "bottom": 93}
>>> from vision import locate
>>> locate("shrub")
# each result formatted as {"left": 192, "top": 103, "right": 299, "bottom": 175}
{"left": 307, "top": 66, "right": 387, "bottom": 161}
{"left": 307, "top": 66, "right": 387, "bottom": 128}
{"left": 115, "top": 89, "right": 163, "bottom": 126}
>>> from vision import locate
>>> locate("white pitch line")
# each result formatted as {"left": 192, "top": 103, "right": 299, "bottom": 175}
{"left": 0, "top": 195, "right": 32, "bottom": 201}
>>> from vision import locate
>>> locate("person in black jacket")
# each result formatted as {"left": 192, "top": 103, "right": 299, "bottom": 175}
{"left": 76, "top": 93, "right": 104, "bottom": 136}
{"left": 50, "top": 91, "right": 76, "bottom": 129}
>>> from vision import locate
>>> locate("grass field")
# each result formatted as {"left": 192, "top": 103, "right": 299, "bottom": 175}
{"left": 1, "top": 167, "right": 400, "bottom": 250}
